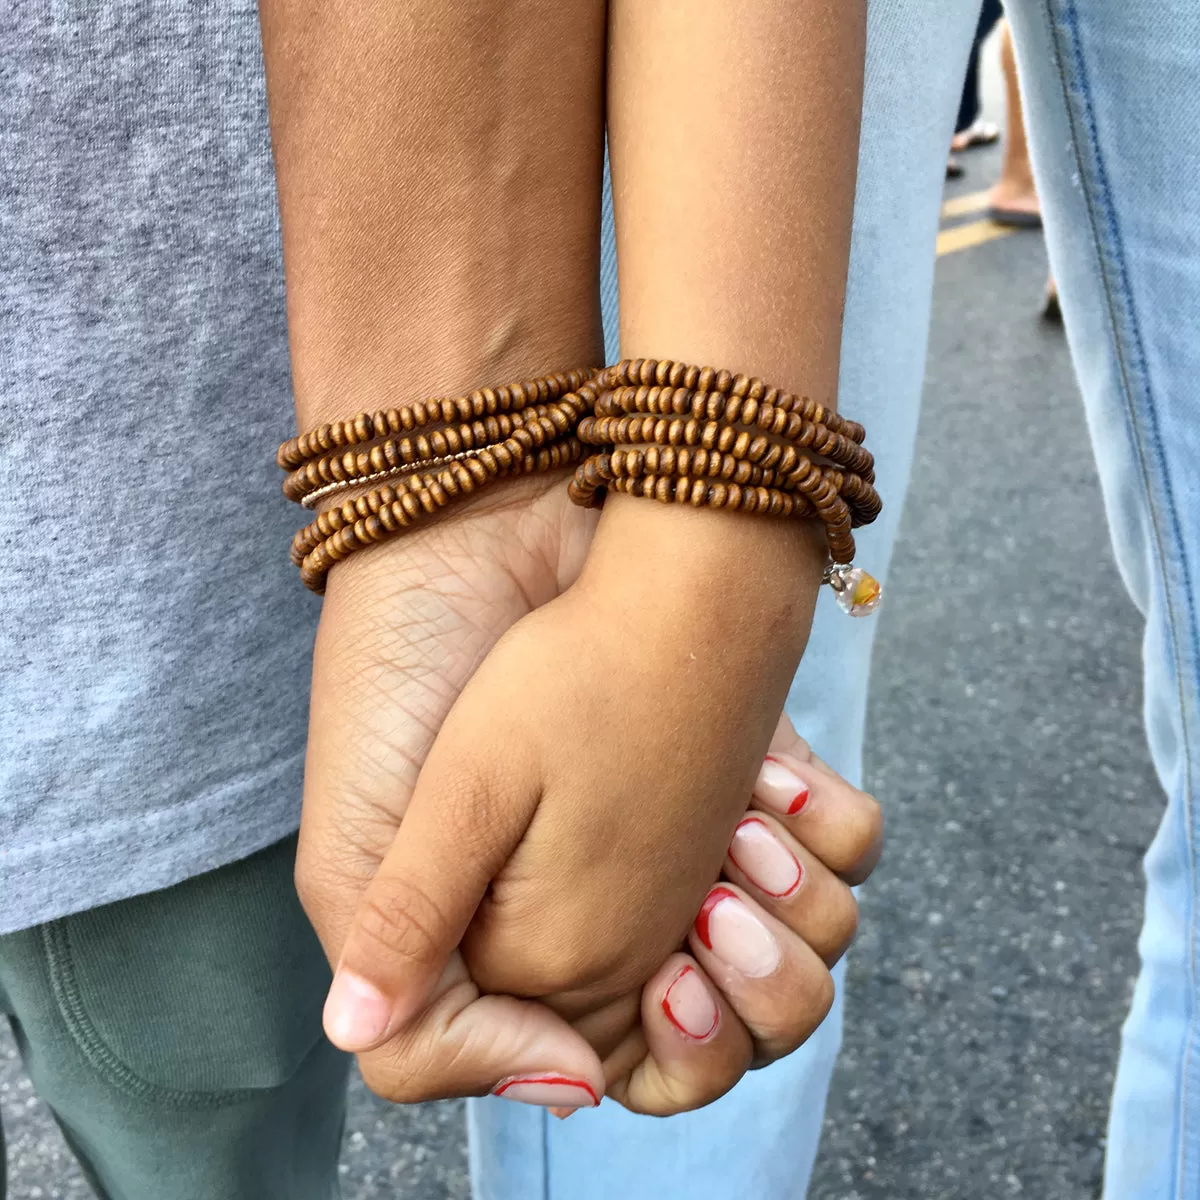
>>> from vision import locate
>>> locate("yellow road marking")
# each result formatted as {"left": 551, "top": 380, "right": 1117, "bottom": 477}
{"left": 941, "top": 189, "right": 993, "bottom": 219}
{"left": 937, "top": 218, "right": 1015, "bottom": 257}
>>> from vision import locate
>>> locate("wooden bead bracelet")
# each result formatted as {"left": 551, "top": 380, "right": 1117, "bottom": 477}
{"left": 567, "top": 359, "right": 883, "bottom": 617}
{"left": 278, "top": 370, "right": 597, "bottom": 592}
{"left": 278, "top": 360, "right": 883, "bottom": 615}
{"left": 277, "top": 368, "right": 594, "bottom": 470}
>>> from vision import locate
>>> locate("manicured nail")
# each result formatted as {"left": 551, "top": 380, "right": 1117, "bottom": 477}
{"left": 323, "top": 970, "right": 392, "bottom": 1051}
{"left": 728, "top": 816, "right": 804, "bottom": 899}
{"left": 694, "top": 887, "right": 782, "bottom": 978}
{"left": 493, "top": 1075, "right": 600, "bottom": 1109}
{"left": 756, "top": 755, "right": 810, "bottom": 815}
{"left": 661, "top": 965, "right": 721, "bottom": 1041}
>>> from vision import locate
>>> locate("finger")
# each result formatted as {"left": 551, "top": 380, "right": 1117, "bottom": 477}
{"left": 570, "top": 991, "right": 642, "bottom": 1062}
{"left": 686, "top": 883, "right": 835, "bottom": 1066}
{"left": 723, "top": 812, "right": 859, "bottom": 965}
{"left": 354, "top": 950, "right": 607, "bottom": 1110}
{"left": 605, "top": 953, "right": 753, "bottom": 1116}
{"left": 324, "top": 739, "right": 538, "bottom": 1053}
{"left": 751, "top": 713, "right": 884, "bottom": 883}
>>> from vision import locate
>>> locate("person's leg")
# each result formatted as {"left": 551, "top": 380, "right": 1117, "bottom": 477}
{"left": 987, "top": 20, "right": 1043, "bottom": 227}
{"left": 467, "top": 0, "right": 977, "bottom": 1195}
{"left": 955, "top": 0, "right": 1004, "bottom": 138}
{"left": 1003, "top": 2, "right": 1200, "bottom": 1196}
{"left": 0, "top": 836, "right": 349, "bottom": 1200}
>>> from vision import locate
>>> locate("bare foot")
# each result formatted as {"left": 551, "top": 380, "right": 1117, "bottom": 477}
{"left": 989, "top": 22, "right": 1042, "bottom": 229}
{"left": 987, "top": 179, "right": 1041, "bottom": 226}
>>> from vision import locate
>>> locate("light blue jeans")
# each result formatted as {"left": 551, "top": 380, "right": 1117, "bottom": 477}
{"left": 469, "top": 1, "right": 1200, "bottom": 1196}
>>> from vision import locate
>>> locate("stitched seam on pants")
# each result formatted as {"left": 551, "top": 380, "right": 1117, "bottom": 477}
{"left": 41, "top": 920, "right": 259, "bottom": 1110}
{"left": 1045, "top": 3, "right": 1200, "bottom": 1193}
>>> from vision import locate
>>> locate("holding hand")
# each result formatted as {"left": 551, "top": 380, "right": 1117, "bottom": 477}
{"left": 297, "top": 487, "right": 881, "bottom": 1115}
{"left": 333, "top": 709, "right": 879, "bottom": 1117}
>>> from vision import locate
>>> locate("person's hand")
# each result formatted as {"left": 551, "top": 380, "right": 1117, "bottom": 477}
{"left": 297, "top": 472, "right": 606, "bottom": 1089}
{"left": 326, "top": 496, "right": 826, "bottom": 1028}
{"left": 296, "top": 476, "right": 881, "bottom": 1113}
{"left": 347, "top": 713, "right": 882, "bottom": 1116}
{"left": 313, "top": 484, "right": 857, "bottom": 1047}
{"left": 559, "top": 714, "right": 882, "bottom": 1116}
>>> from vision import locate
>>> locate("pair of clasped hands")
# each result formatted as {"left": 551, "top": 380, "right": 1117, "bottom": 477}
{"left": 297, "top": 469, "right": 882, "bottom": 1116}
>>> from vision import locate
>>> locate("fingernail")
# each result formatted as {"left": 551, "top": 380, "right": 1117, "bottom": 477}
{"left": 493, "top": 1075, "right": 600, "bottom": 1109}
{"left": 661, "top": 965, "right": 721, "bottom": 1041}
{"left": 549, "top": 1106, "right": 579, "bottom": 1120}
{"left": 694, "top": 887, "right": 782, "bottom": 978}
{"left": 756, "top": 755, "right": 810, "bottom": 815}
{"left": 323, "top": 970, "right": 392, "bottom": 1051}
{"left": 729, "top": 816, "right": 804, "bottom": 899}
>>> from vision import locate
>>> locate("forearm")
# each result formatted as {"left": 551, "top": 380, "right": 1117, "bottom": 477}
{"left": 258, "top": 0, "right": 607, "bottom": 432}
{"left": 592, "top": 0, "right": 867, "bottom": 678}
{"left": 608, "top": 0, "right": 863, "bottom": 401}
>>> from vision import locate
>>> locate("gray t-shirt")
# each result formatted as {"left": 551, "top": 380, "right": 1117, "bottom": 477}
{"left": 0, "top": 3, "right": 319, "bottom": 933}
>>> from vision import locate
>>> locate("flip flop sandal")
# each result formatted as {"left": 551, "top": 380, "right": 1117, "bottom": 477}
{"left": 988, "top": 206, "right": 1043, "bottom": 229}
{"left": 952, "top": 120, "right": 1002, "bottom": 151}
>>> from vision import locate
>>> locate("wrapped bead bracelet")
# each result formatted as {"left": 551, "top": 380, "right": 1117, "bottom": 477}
{"left": 277, "top": 360, "right": 882, "bottom": 614}
{"left": 567, "top": 359, "right": 883, "bottom": 617}
{"left": 278, "top": 370, "right": 597, "bottom": 593}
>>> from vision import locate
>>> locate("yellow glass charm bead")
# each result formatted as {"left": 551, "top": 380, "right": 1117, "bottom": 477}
{"left": 825, "top": 563, "right": 883, "bottom": 618}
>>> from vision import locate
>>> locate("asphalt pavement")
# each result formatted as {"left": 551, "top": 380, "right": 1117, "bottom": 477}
{"left": 0, "top": 118, "right": 1161, "bottom": 1200}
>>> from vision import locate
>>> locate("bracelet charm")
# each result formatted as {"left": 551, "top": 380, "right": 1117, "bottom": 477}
{"left": 823, "top": 562, "right": 883, "bottom": 618}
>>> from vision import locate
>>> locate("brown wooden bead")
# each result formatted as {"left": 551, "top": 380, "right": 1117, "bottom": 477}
{"left": 277, "top": 367, "right": 593, "bottom": 470}
{"left": 285, "top": 393, "right": 588, "bottom": 507}
{"left": 294, "top": 430, "right": 585, "bottom": 593}
{"left": 577, "top": 360, "right": 881, "bottom": 569}
{"left": 594, "top": 381, "right": 873, "bottom": 482}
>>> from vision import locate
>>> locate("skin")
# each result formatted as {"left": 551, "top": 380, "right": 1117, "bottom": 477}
{"left": 259, "top": 0, "right": 870, "bottom": 1112}
{"left": 988, "top": 21, "right": 1041, "bottom": 219}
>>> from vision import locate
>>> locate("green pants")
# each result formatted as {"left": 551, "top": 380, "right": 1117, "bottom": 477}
{"left": 0, "top": 836, "right": 349, "bottom": 1200}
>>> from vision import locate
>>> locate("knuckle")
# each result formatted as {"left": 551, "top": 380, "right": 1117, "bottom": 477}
{"left": 354, "top": 878, "right": 446, "bottom": 968}
{"left": 782, "top": 967, "right": 837, "bottom": 1051}
{"left": 357, "top": 1052, "right": 424, "bottom": 1104}
{"left": 857, "top": 792, "right": 885, "bottom": 849}
{"left": 837, "top": 890, "right": 861, "bottom": 946}
{"left": 819, "top": 889, "right": 861, "bottom": 965}
{"left": 834, "top": 793, "right": 884, "bottom": 880}
{"left": 468, "top": 888, "right": 662, "bottom": 1001}
{"left": 358, "top": 1033, "right": 447, "bottom": 1105}
{"left": 812, "top": 967, "right": 836, "bottom": 1025}
{"left": 656, "top": 1069, "right": 731, "bottom": 1116}
{"left": 293, "top": 852, "right": 331, "bottom": 921}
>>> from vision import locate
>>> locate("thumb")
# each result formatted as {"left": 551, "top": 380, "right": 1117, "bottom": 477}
{"left": 323, "top": 745, "right": 536, "bottom": 1053}
{"left": 354, "top": 951, "right": 607, "bottom": 1109}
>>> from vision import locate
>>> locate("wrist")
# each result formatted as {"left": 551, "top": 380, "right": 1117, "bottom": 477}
{"left": 576, "top": 493, "right": 826, "bottom": 677}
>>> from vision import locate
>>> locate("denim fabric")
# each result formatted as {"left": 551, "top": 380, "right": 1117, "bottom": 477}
{"left": 1002, "top": 2, "right": 1200, "bottom": 1195}
{"left": 6, "top": 0, "right": 1195, "bottom": 1193}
